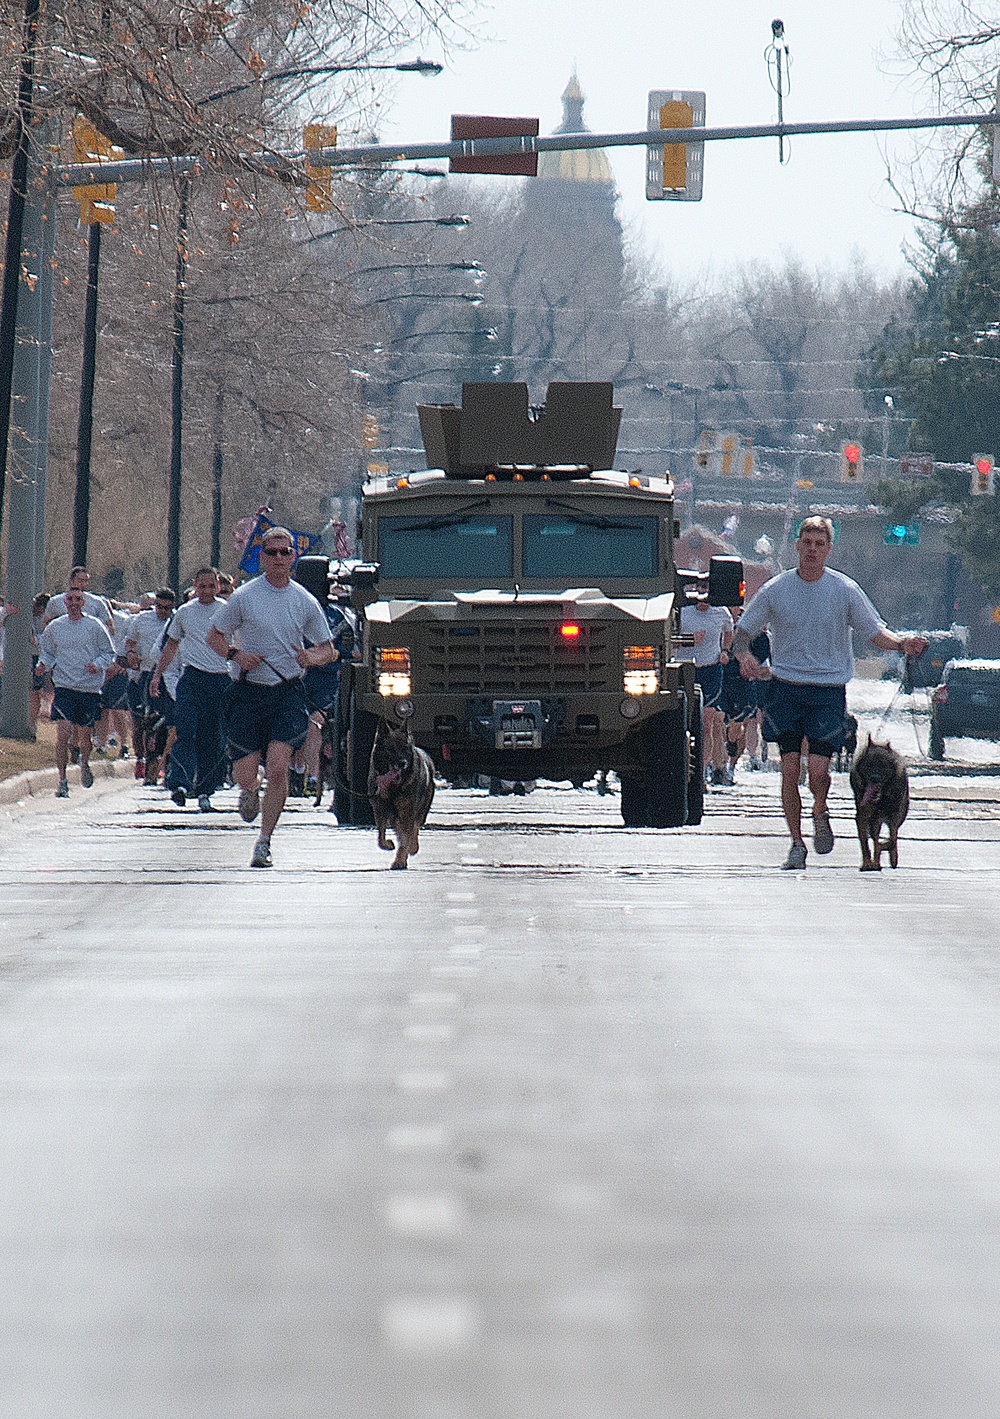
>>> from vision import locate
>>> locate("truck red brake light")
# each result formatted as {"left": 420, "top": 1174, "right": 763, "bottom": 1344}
{"left": 559, "top": 623, "right": 582, "bottom": 639}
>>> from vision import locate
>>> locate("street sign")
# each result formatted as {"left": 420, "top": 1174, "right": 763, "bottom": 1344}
{"left": 646, "top": 91, "right": 705, "bottom": 201}
{"left": 450, "top": 115, "right": 539, "bottom": 176}
{"left": 899, "top": 452, "right": 934, "bottom": 478}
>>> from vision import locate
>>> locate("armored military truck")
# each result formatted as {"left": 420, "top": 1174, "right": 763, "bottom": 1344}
{"left": 298, "top": 381, "right": 742, "bottom": 829}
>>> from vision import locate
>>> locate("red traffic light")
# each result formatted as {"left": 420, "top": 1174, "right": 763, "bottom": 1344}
{"left": 844, "top": 443, "right": 861, "bottom": 464}
{"left": 976, "top": 456, "right": 993, "bottom": 476}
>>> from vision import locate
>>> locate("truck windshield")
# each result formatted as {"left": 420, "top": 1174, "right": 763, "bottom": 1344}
{"left": 378, "top": 515, "right": 514, "bottom": 579}
{"left": 522, "top": 514, "right": 658, "bottom": 578}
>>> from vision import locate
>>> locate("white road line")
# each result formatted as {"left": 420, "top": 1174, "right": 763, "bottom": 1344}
{"left": 381, "top": 1296, "right": 479, "bottom": 1353}
{"left": 432, "top": 964, "right": 479, "bottom": 977}
{"left": 445, "top": 907, "right": 480, "bottom": 919}
{"left": 408, "top": 991, "right": 460, "bottom": 1007}
{"left": 395, "top": 1069, "right": 452, "bottom": 1092}
{"left": 386, "top": 1126, "right": 450, "bottom": 1152}
{"left": 384, "top": 1192, "right": 464, "bottom": 1238}
{"left": 445, "top": 891, "right": 477, "bottom": 902}
{"left": 404, "top": 1023, "right": 455, "bottom": 1041}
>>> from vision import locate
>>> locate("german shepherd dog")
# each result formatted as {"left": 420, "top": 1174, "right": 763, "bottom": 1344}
{"left": 368, "top": 719, "right": 435, "bottom": 870}
{"left": 850, "top": 738, "right": 909, "bottom": 872}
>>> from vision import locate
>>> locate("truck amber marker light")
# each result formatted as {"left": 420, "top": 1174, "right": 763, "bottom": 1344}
{"left": 376, "top": 646, "right": 412, "bottom": 697}
{"left": 623, "top": 645, "right": 659, "bottom": 696}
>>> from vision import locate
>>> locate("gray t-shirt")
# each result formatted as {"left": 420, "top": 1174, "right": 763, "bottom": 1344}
{"left": 738, "top": 568, "right": 884, "bottom": 686}
{"left": 210, "top": 577, "right": 332, "bottom": 686}
{"left": 679, "top": 604, "right": 734, "bottom": 666}
{"left": 37, "top": 614, "right": 116, "bottom": 692}
{"left": 127, "top": 608, "right": 173, "bottom": 671}
{"left": 168, "top": 597, "right": 229, "bottom": 674}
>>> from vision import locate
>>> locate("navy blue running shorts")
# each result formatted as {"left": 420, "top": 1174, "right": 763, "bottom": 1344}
{"left": 695, "top": 662, "right": 724, "bottom": 710}
{"left": 101, "top": 668, "right": 130, "bottom": 710}
{"left": 224, "top": 678, "right": 309, "bottom": 760}
{"left": 761, "top": 678, "right": 848, "bottom": 758}
{"left": 51, "top": 686, "right": 103, "bottom": 728}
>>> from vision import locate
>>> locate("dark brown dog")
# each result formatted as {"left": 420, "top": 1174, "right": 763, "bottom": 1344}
{"left": 849, "top": 738, "right": 909, "bottom": 871}
{"left": 368, "top": 719, "right": 435, "bottom": 870}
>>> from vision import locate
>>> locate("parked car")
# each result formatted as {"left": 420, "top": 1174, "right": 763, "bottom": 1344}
{"left": 929, "top": 659, "right": 1000, "bottom": 759}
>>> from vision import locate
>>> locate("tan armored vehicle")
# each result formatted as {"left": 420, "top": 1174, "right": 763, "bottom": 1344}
{"left": 298, "top": 381, "right": 742, "bottom": 828}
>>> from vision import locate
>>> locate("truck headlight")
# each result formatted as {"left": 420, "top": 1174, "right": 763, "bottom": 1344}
{"left": 623, "top": 645, "right": 660, "bottom": 696}
{"left": 376, "top": 646, "right": 411, "bottom": 697}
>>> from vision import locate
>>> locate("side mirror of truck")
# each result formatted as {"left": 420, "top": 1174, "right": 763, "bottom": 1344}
{"left": 707, "top": 556, "right": 744, "bottom": 608}
{"left": 348, "top": 563, "right": 379, "bottom": 589}
{"left": 294, "top": 555, "right": 333, "bottom": 606}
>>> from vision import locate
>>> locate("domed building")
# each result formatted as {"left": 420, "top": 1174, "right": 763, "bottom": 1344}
{"left": 510, "top": 74, "right": 628, "bottom": 384}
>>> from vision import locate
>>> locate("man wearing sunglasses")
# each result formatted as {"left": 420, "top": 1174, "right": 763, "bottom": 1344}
{"left": 207, "top": 527, "right": 336, "bottom": 867}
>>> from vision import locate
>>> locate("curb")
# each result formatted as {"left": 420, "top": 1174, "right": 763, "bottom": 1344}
{"left": 0, "top": 756, "right": 136, "bottom": 807}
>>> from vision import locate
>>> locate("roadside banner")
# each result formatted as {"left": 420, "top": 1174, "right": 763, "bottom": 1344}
{"left": 238, "top": 512, "right": 319, "bottom": 575}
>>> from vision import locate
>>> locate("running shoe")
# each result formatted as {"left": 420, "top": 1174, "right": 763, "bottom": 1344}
{"left": 171, "top": 786, "right": 186, "bottom": 807}
{"left": 197, "top": 794, "right": 215, "bottom": 812}
{"left": 80, "top": 763, "right": 94, "bottom": 789}
{"left": 781, "top": 841, "right": 808, "bottom": 871}
{"left": 250, "top": 838, "right": 272, "bottom": 868}
{"left": 55, "top": 778, "right": 69, "bottom": 798}
{"left": 813, "top": 811, "right": 835, "bottom": 855}
{"left": 134, "top": 758, "right": 145, "bottom": 780}
{"left": 239, "top": 786, "right": 261, "bottom": 823}
{"left": 118, "top": 744, "right": 130, "bottom": 760}
{"left": 306, "top": 778, "right": 319, "bottom": 798}
{"left": 711, "top": 768, "right": 727, "bottom": 786}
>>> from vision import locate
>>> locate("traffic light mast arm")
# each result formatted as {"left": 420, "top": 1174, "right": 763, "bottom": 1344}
{"left": 56, "top": 110, "right": 1000, "bottom": 185}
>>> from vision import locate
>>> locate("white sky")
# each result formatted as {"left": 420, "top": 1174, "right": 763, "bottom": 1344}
{"left": 380, "top": 0, "right": 936, "bottom": 285}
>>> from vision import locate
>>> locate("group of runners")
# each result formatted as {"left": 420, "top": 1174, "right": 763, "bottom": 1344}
{"left": 30, "top": 527, "right": 357, "bottom": 868}
{"left": 679, "top": 595, "right": 772, "bottom": 787}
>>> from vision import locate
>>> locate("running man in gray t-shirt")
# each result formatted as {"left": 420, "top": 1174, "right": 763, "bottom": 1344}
{"left": 206, "top": 527, "right": 336, "bottom": 868}
{"left": 733, "top": 516, "right": 927, "bottom": 870}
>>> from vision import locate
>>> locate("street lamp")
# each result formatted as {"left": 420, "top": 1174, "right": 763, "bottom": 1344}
{"left": 201, "top": 57, "right": 443, "bottom": 106}
{"left": 302, "top": 214, "right": 471, "bottom": 245}
{"left": 366, "top": 292, "right": 484, "bottom": 306}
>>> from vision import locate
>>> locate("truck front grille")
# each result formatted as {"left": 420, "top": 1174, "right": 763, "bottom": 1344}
{"left": 425, "top": 622, "right": 612, "bottom": 694}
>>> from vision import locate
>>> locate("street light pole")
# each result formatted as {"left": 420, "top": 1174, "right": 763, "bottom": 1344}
{"left": 168, "top": 174, "right": 190, "bottom": 593}
{"left": 0, "top": 0, "right": 41, "bottom": 566}
{"left": 72, "top": 221, "right": 101, "bottom": 564}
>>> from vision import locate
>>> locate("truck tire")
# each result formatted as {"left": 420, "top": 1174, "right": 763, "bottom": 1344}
{"left": 686, "top": 686, "right": 704, "bottom": 826}
{"left": 928, "top": 713, "right": 946, "bottom": 762}
{"left": 620, "top": 774, "right": 647, "bottom": 827}
{"left": 341, "top": 692, "right": 377, "bottom": 826}
{"left": 644, "top": 697, "right": 689, "bottom": 829}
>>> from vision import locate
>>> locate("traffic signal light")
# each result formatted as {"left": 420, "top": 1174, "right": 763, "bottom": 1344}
{"left": 840, "top": 440, "right": 864, "bottom": 483}
{"left": 971, "top": 453, "right": 995, "bottom": 496}
{"left": 883, "top": 523, "right": 920, "bottom": 546}
{"left": 646, "top": 90, "right": 705, "bottom": 201}
{"left": 71, "top": 116, "right": 122, "bottom": 226}
{"left": 303, "top": 124, "right": 337, "bottom": 212}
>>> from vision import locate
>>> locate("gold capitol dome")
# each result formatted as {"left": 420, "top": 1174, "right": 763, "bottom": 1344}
{"left": 536, "top": 73, "right": 615, "bottom": 184}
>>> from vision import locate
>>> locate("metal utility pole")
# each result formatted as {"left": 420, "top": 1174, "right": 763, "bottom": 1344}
{"left": 211, "top": 383, "right": 224, "bottom": 568}
{"left": 0, "top": 131, "right": 53, "bottom": 739}
{"left": 72, "top": 222, "right": 101, "bottom": 564}
{"left": 168, "top": 174, "right": 191, "bottom": 594}
{"left": 0, "top": 0, "right": 41, "bottom": 565}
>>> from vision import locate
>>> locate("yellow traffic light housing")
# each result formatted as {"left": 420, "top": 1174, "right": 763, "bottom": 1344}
{"left": 72, "top": 116, "right": 123, "bottom": 226}
{"left": 303, "top": 124, "right": 337, "bottom": 212}
{"left": 646, "top": 90, "right": 705, "bottom": 201}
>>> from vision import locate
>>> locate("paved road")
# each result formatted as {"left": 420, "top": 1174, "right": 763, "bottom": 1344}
{"left": 2, "top": 769, "right": 1000, "bottom": 1419}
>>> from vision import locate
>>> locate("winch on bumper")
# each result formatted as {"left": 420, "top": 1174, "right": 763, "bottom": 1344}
{"left": 469, "top": 698, "right": 556, "bottom": 751}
